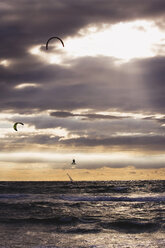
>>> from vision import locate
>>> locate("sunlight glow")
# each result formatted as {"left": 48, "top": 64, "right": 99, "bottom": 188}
{"left": 0, "top": 152, "right": 164, "bottom": 167}
{"left": 0, "top": 59, "right": 10, "bottom": 67}
{"left": 66, "top": 20, "right": 165, "bottom": 61}
{"left": 29, "top": 45, "right": 64, "bottom": 65}
{"left": 96, "top": 111, "right": 164, "bottom": 120}
{"left": 14, "top": 83, "right": 39, "bottom": 89}
{"left": 29, "top": 20, "right": 165, "bottom": 65}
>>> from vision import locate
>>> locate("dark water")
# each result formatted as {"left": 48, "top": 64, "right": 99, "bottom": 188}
{"left": 0, "top": 181, "right": 164, "bottom": 248}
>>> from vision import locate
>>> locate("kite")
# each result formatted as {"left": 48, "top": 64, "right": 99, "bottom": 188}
{"left": 46, "top": 37, "right": 64, "bottom": 50}
{"left": 13, "top": 122, "right": 24, "bottom": 131}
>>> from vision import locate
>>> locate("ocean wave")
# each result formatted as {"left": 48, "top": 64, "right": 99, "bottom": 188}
{"left": 0, "top": 216, "right": 81, "bottom": 225}
{"left": 60, "top": 195, "right": 165, "bottom": 202}
{"left": 0, "top": 194, "right": 29, "bottom": 199}
{"left": 33, "top": 246, "right": 59, "bottom": 248}
{"left": 0, "top": 216, "right": 161, "bottom": 234}
{"left": 57, "top": 227, "right": 101, "bottom": 234}
{"left": 0, "top": 215, "right": 101, "bottom": 226}
{"left": 100, "top": 220, "right": 161, "bottom": 233}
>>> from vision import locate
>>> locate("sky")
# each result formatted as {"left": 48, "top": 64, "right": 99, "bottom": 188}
{"left": 0, "top": 0, "right": 165, "bottom": 180}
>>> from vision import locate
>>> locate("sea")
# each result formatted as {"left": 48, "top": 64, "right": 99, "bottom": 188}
{"left": 0, "top": 181, "right": 164, "bottom": 248}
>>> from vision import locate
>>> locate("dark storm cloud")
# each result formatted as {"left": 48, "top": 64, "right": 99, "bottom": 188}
{"left": 143, "top": 116, "right": 165, "bottom": 125}
{"left": 1, "top": 0, "right": 165, "bottom": 59}
{"left": 157, "top": 118, "right": 165, "bottom": 125}
{"left": 0, "top": 132, "right": 61, "bottom": 151}
{"left": 60, "top": 135, "right": 165, "bottom": 151}
{"left": 16, "top": 134, "right": 61, "bottom": 145}
{"left": 8, "top": 133, "right": 165, "bottom": 153}
{"left": 0, "top": 54, "right": 66, "bottom": 86}
{"left": 1, "top": 125, "right": 165, "bottom": 152}
{"left": 10, "top": 112, "right": 164, "bottom": 133}
{"left": 0, "top": 0, "right": 165, "bottom": 161}
{"left": 0, "top": 55, "right": 165, "bottom": 114}
{"left": 0, "top": 0, "right": 165, "bottom": 114}
{"left": 8, "top": 112, "right": 164, "bottom": 153}
{"left": 50, "top": 111, "right": 125, "bottom": 120}
{"left": 50, "top": 111, "right": 74, "bottom": 118}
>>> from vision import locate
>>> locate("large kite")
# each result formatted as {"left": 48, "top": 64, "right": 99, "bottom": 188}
{"left": 46, "top": 37, "right": 64, "bottom": 50}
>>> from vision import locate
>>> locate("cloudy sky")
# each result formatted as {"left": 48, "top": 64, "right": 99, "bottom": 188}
{"left": 0, "top": 0, "right": 165, "bottom": 180}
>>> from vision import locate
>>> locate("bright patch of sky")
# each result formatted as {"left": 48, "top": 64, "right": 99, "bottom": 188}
{"left": 0, "top": 59, "right": 10, "bottom": 67}
{"left": 14, "top": 83, "right": 40, "bottom": 89}
{"left": 30, "top": 20, "right": 165, "bottom": 65}
{"left": 0, "top": 152, "right": 164, "bottom": 169}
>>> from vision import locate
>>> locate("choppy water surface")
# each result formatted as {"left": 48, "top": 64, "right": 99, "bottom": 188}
{"left": 0, "top": 181, "right": 164, "bottom": 247}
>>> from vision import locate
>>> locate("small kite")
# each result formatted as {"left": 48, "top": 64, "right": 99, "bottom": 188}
{"left": 13, "top": 122, "right": 24, "bottom": 131}
{"left": 46, "top": 36, "right": 64, "bottom": 50}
